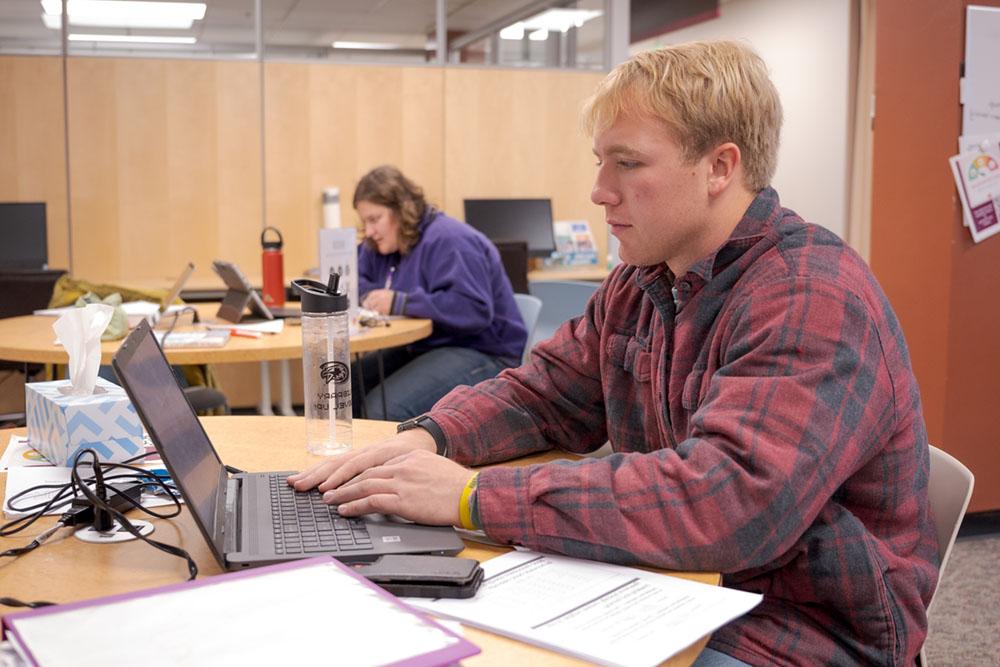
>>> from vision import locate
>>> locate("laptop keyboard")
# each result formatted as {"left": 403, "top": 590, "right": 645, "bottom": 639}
{"left": 268, "top": 474, "right": 374, "bottom": 555}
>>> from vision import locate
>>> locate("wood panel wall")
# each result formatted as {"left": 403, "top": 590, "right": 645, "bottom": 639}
{"left": 66, "top": 58, "right": 262, "bottom": 286}
{"left": 872, "top": 0, "right": 1000, "bottom": 511}
{"left": 0, "top": 56, "right": 69, "bottom": 270}
{"left": 1, "top": 55, "right": 604, "bottom": 408}
{"left": 263, "top": 63, "right": 444, "bottom": 281}
{"left": 443, "top": 68, "right": 607, "bottom": 263}
{"left": 0, "top": 56, "right": 603, "bottom": 287}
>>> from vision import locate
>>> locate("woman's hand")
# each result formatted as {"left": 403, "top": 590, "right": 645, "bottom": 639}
{"left": 362, "top": 289, "right": 395, "bottom": 315}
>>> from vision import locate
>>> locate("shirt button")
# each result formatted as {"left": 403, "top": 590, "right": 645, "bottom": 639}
{"left": 678, "top": 281, "right": 691, "bottom": 291}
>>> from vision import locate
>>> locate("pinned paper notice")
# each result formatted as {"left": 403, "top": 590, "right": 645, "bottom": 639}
{"left": 949, "top": 137, "right": 1000, "bottom": 243}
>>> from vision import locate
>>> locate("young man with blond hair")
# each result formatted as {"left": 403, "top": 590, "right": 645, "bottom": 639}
{"left": 291, "top": 41, "right": 938, "bottom": 666}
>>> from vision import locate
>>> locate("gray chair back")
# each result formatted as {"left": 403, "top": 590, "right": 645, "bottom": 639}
{"left": 528, "top": 280, "right": 600, "bottom": 348}
{"left": 512, "top": 293, "right": 543, "bottom": 364}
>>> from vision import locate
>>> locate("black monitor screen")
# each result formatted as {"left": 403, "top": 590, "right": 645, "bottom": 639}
{"left": 0, "top": 203, "right": 47, "bottom": 270}
{"left": 463, "top": 198, "right": 556, "bottom": 258}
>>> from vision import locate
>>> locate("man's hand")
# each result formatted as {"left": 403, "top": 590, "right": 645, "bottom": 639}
{"left": 286, "top": 429, "right": 473, "bottom": 526}
{"left": 361, "top": 289, "right": 394, "bottom": 315}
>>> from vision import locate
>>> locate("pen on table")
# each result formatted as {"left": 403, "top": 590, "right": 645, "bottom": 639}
{"left": 384, "top": 266, "right": 396, "bottom": 290}
{"left": 229, "top": 328, "right": 263, "bottom": 339}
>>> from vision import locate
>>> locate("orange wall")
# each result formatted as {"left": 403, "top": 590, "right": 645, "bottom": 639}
{"left": 872, "top": 0, "right": 1000, "bottom": 511}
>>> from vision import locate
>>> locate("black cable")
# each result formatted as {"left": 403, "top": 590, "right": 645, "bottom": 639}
{"left": 71, "top": 451, "right": 198, "bottom": 580}
{"left": 0, "top": 597, "right": 55, "bottom": 609}
{"left": 158, "top": 305, "right": 200, "bottom": 345}
{"left": 2, "top": 450, "right": 195, "bottom": 581}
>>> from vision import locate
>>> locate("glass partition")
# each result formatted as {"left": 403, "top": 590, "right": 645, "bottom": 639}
{"left": 0, "top": 0, "right": 610, "bottom": 69}
{"left": 0, "top": 0, "right": 63, "bottom": 54}
{"left": 264, "top": 0, "right": 438, "bottom": 64}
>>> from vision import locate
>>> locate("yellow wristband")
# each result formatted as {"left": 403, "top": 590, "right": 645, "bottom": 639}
{"left": 458, "top": 472, "right": 479, "bottom": 530}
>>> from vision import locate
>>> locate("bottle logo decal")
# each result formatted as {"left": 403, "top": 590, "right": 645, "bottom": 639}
{"left": 320, "top": 361, "right": 350, "bottom": 385}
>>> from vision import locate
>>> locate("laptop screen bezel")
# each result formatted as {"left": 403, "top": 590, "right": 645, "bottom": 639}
{"left": 111, "top": 320, "right": 230, "bottom": 569}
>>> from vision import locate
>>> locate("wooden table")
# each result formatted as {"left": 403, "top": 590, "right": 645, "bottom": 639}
{"left": 528, "top": 265, "right": 610, "bottom": 283}
{"left": 0, "top": 304, "right": 432, "bottom": 415}
{"left": 0, "top": 417, "right": 718, "bottom": 666}
{"left": 0, "top": 304, "right": 432, "bottom": 365}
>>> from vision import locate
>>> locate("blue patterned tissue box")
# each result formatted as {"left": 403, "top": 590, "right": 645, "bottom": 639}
{"left": 25, "top": 378, "right": 144, "bottom": 466}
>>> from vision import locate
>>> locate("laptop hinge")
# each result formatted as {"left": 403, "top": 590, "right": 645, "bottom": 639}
{"left": 223, "top": 477, "right": 241, "bottom": 554}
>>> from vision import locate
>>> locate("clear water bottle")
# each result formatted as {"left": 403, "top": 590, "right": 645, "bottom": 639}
{"left": 293, "top": 272, "right": 352, "bottom": 456}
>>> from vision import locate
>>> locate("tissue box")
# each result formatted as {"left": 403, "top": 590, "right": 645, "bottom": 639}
{"left": 25, "top": 377, "right": 144, "bottom": 466}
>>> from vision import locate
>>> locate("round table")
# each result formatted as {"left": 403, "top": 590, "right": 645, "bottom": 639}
{"left": 0, "top": 304, "right": 433, "bottom": 415}
{"left": 0, "top": 304, "right": 432, "bottom": 365}
{"left": 0, "top": 417, "right": 719, "bottom": 666}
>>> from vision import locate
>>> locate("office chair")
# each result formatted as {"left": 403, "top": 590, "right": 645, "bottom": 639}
{"left": 918, "top": 445, "right": 975, "bottom": 666}
{"left": 0, "top": 268, "right": 67, "bottom": 425}
{"left": 528, "top": 280, "right": 600, "bottom": 347}
{"left": 512, "top": 293, "right": 542, "bottom": 365}
{"left": 183, "top": 385, "right": 230, "bottom": 415}
{"left": 493, "top": 240, "right": 530, "bottom": 294}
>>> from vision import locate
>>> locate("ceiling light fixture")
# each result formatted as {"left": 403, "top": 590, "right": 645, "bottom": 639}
{"left": 67, "top": 33, "right": 197, "bottom": 44}
{"left": 41, "top": 0, "right": 206, "bottom": 30}
{"left": 499, "top": 8, "right": 602, "bottom": 40}
{"left": 331, "top": 41, "right": 404, "bottom": 50}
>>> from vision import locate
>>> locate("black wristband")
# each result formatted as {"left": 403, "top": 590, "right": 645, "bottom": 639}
{"left": 396, "top": 414, "right": 448, "bottom": 457}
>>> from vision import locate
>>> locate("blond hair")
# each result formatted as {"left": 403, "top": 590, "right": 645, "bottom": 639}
{"left": 582, "top": 40, "right": 782, "bottom": 192}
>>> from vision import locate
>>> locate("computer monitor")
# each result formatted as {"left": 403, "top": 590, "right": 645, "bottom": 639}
{"left": 0, "top": 203, "right": 47, "bottom": 270}
{"left": 463, "top": 198, "right": 556, "bottom": 258}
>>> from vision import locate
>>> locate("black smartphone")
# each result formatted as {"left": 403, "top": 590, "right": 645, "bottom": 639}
{"left": 353, "top": 555, "right": 484, "bottom": 599}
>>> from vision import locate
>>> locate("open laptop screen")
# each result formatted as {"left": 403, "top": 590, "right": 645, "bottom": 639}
{"left": 112, "top": 321, "right": 225, "bottom": 551}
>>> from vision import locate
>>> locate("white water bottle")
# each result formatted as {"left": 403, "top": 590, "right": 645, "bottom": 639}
{"left": 322, "top": 187, "right": 342, "bottom": 229}
{"left": 294, "top": 272, "right": 352, "bottom": 456}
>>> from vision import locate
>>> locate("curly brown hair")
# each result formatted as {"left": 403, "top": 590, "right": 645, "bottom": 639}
{"left": 353, "top": 165, "right": 429, "bottom": 255}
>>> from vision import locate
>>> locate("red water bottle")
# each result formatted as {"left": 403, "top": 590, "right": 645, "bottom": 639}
{"left": 261, "top": 226, "right": 285, "bottom": 307}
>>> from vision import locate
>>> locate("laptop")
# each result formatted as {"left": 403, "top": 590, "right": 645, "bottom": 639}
{"left": 160, "top": 261, "right": 196, "bottom": 314}
{"left": 211, "top": 259, "right": 301, "bottom": 322}
{"left": 111, "top": 320, "right": 464, "bottom": 570}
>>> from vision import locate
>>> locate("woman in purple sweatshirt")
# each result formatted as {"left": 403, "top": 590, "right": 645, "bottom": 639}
{"left": 352, "top": 165, "right": 527, "bottom": 420}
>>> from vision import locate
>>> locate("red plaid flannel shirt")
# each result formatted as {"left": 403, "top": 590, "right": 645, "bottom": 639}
{"left": 430, "top": 188, "right": 939, "bottom": 666}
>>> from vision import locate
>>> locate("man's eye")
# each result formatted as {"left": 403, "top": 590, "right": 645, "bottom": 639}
{"left": 618, "top": 160, "right": 640, "bottom": 169}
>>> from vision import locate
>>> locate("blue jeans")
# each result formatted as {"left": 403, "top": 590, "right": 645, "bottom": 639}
{"left": 352, "top": 346, "right": 516, "bottom": 421}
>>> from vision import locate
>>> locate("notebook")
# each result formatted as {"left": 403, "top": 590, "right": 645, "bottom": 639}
{"left": 3, "top": 557, "right": 480, "bottom": 667}
{"left": 211, "top": 258, "right": 301, "bottom": 321}
{"left": 111, "top": 320, "right": 464, "bottom": 570}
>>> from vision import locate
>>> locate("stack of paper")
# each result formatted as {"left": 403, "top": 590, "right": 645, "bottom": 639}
{"left": 408, "top": 550, "right": 761, "bottom": 667}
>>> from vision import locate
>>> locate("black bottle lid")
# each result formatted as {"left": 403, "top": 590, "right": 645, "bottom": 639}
{"left": 261, "top": 226, "right": 283, "bottom": 250}
{"left": 292, "top": 271, "right": 348, "bottom": 313}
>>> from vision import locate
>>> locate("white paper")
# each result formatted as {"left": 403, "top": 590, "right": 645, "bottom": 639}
{"left": 408, "top": 550, "right": 761, "bottom": 667}
{"left": 3, "top": 461, "right": 174, "bottom": 519}
{"left": 8, "top": 561, "right": 467, "bottom": 667}
{"left": 949, "top": 138, "right": 1000, "bottom": 243}
{"left": 205, "top": 319, "right": 284, "bottom": 334}
{"left": 962, "top": 6, "right": 1000, "bottom": 135}
{"left": 36, "top": 301, "right": 164, "bottom": 328}
{"left": 52, "top": 304, "right": 113, "bottom": 396}
{"left": 0, "top": 436, "right": 52, "bottom": 471}
{"left": 318, "top": 227, "right": 360, "bottom": 318}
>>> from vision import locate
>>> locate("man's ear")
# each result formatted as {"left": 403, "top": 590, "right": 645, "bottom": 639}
{"left": 706, "top": 142, "right": 742, "bottom": 196}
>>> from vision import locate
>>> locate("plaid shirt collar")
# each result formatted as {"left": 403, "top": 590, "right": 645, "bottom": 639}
{"left": 634, "top": 187, "right": 781, "bottom": 290}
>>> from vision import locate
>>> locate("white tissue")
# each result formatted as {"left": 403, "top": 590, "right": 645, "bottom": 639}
{"left": 53, "top": 303, "right": 114, "bottom": 397}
